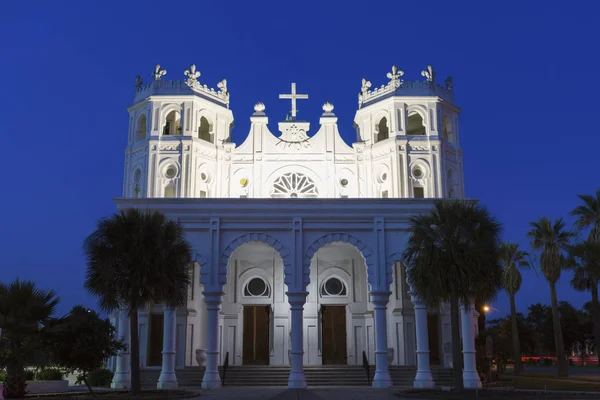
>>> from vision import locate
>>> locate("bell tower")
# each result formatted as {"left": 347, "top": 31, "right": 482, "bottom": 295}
{"left": 353, "top": 64, "right": 463, "bottom": 199}
{"left": 123, "top": 63, "right": 234, "bottom": 199}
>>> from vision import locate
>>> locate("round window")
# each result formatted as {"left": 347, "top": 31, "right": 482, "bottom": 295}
{"left": 340, "top": 178, "right": 348, "bottom": 187}
{"left": 381, "top": 173, "right": 388, "bottom": 181}
{"left": 200, "top": 172, "right": 207, "bottom": 181}
{"left": 413, "top": 169, "right": 423, "bottom": 178}
{"left": 246, "top": 278, "right": 268, "bottom": 296}
{"left": 165, "top": 167, "right": 176, "bottom": 178}
{"left": 322, "top": 277, "right": 346, "bottom": 296}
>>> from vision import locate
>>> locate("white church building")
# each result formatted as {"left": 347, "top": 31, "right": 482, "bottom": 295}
{"left": 108, "top": 63, "right": 481, "bottom": 389}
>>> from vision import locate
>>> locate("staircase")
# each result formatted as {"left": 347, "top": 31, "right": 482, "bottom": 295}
{"left": 141, "top": 365, "right": 454, "bottom": 387}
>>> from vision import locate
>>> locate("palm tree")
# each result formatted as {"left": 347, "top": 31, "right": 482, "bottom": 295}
{"left": 527, "top": 217, "right": 573, "bottom": 377}
{"left": 83, "top": 208, "right": 192, "bottom": 394}
{"left": 0, "top": 279, "right": 60, "bottom": 398}
{"left": 567, "top": 240, "right": 600, "bottom": 365}
{"left": 403, "top": 200, "right": 502, "bottom": 390}
{"left": 499, "top": 242, "right": 531, "bottom": 374}
{"left": 570, "top": 189, "right": 600, "bottom": 243}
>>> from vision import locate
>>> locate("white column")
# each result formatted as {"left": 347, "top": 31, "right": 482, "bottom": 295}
{"left": 157, "top": 307, "right": 178, "bottom": 389}
{"left": 371, "top": 291, "right": 393, "bottom": 388}
{"left": 201, "top": 292, "right": 223, "bottom": 389}
{"left": 411, "top": 295, "right": 434, "bottom": 388}
{"left": 461, "top": 302, "right": 481, "bottom": 388}
{"left": 287, "top": 292, "right": 308, "bottom": 389}
{"left": 111, "top": 309, "right": 131, "bottom": 389}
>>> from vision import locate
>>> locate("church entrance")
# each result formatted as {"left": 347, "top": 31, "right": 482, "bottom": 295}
{"left": 427, "top": 314, "right": 441, "bottom": 365}
{"left": 242, "top": 305, "right": 270, "bottom": 365}
{"left": 321, "top": 305, "right": 347, "bottom": 365}
{"left": 147, "top": 313, "right": 164, "bottom": 366}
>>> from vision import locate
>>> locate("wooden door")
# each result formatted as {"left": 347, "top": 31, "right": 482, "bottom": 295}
{"left": 321, "top": 305, "right": 347, "bottom": 365}
{"left": 243, "top": 305, "right": 270, "bottom": 365}
{"left": 428, "top": 314, "right": 441, "bottom": 365}
{"left": 147, "top": 313, "right": 164, "bottom": 366}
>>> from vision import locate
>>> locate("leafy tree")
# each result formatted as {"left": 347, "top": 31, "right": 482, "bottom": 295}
{"left": 567, "top": 240, "right": 600, "bottom": 365}
{"left": 83, "top": 209, "right": 192, "bottom": 394}
{"left": 0, "top": 279, "right": 60, "bottom": 398}
{"left": 403, "top": 200, "right": 502, "bottom": 390}
{"left": 526, "top": 303, "right": 551, "bottom": 364}
{"left": 570, "top": 189, "right": 600, "bottom": 243}
{"left": 53, "top": 306, "right": 125, "bottom": 394}
{"left": 485, "top": 314, "right": 535, "bottom": 368}
{"left": 499, "top": 242, "right": 531, "bottom": 373}
{"left": 527, "top": 217, "right": 574, "bottom": 377}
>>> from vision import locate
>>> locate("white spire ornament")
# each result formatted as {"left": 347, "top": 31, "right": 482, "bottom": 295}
{"left": 361, "top": 78, "right": 372, "bottom": 95}
{"left": 421, "top": 65, "right": 436, "bottom": 83}
{"left": 152, "top": 64, "right": 166, "bottom": 80}
{"left": 217, "top": 79, "right": 228, "bottom": 94}
{"left": 184, "top": 64, "right": 201, "bottom": 86}
{"left": 386, "top": 65, "right": 404, "bottom": 86}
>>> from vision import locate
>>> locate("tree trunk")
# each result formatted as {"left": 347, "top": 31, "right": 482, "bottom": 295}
{"left": 591, "top": 281, "right": 600, "bottom": 367}
{"left": 450, "top": 294, "right": 464, "bottom": 390}
{"left": 509, "top": 294, "right": 523, "bottom": 373}
{"left": 83, "top": 375, "right": 95, "bottom": 396}
{"left": 549, "top": 282, "right": 569, "bottom": 377}
{"left": 129, "top": 308, "right": 141, "bottom": 394}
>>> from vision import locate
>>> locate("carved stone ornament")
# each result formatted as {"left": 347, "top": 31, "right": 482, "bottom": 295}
{"left": 421, "top": 65, "right": 436, "bottom": 83}
{"left": 217, "top": 79, "right": 228, "bottom": 94}
{"left": 445, "top": 76, "right": 453, "bottom": 90}
{"left": 386, "top": 64, "right": 404, "bottom": 85}
{"left": 361, "top": 78, "right": 372, "bottom": 94}
{"left": 184, "top": 64, "right": 201, "bottom": 86}
{"left": 253, "top": 102, "right": 266, "bottom": 113}
{"left": 152, "top": 64, "right": 167, "bottom": 80}
{"left": 322, "top": 102, "right": 334, "bottom": 113}
{"left": 135, "top": 75, "right": 143, "bottom": 88}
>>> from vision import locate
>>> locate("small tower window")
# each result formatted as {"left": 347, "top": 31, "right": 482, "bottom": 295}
{"left": 407, "top": 113, "right": 426, "bottom": 135}
{"left": 136, "top": 115, "right": 147, "bottom": 141}
{"left": 132, "top": 169, "right": 142, "bottom": 198}
{"left": 375, "top": 117, "right": 389, "bottom": 143}
{"left": 164, "top": 184, "right": 176, "bottom": 198}
{"left": 163, "top": 111, "right": 182, "bottom": 136}
{"left": 198, "top": 116, "right": 213, "bottom": 143}
{"left": 442, "top": 116, "right": 453, "bottom": 142}
{"left": 413, "top": 187, "right": 424, "bottom": 198}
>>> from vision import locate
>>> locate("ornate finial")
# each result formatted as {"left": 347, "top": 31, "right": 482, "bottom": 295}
{"left": 135, "top": 75, "right": 143, "bottom": 89}
{"left": 361, "top": 78, "right": 372, "bottom": 94}
{"left": 152, "top": 64, "right": 167, "bottom": 80}
{"left": 445, "top": 76, "right": 453, "bottom": 90}
{"left": 322, "top": 102, "right": 334, "bottom": 113}
{"left": 184, "top": 64, "right": 201, "bottom": 86}
{"left": 386, "top": 65, "right": 404, "bottom": 85}
{"left": 253, "top": 102, "right": 265, "bottom": 113}
{"left": 421, "top": 65, "right": 436, "bottom": 83}
{"left": 217, "top": 79, "right": 228, "bottom": 94}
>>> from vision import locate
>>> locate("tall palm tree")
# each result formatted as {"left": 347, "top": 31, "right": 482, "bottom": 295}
{"left": 567, "top": 240, "right": 600, "bottom": 365}
{"left": 499, "top": 242, "right": 531, "bottom": 374}
{"left": 570, "top": 189, "right": 600, "bottom": 243}
{"left": 403, "top": 200, "right": 502, "bottom": 390}
{"left": 527, "top": 217, "right": 573, "bottom": 377}
{"left": 83, "top": 208, "right": 192, "bottom": 394}
{"left": 0, "top": 279, "right": 60, "bottom": 398}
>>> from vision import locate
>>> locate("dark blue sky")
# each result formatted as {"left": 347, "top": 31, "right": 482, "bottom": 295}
{"left": 1, "top": 1, "right": 598, "bottom": 318}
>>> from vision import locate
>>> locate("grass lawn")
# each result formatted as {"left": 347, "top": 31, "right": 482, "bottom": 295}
{"left": 487, "top": 373, "right": 600, "bottom": 391}
{"left": 25, "top": 390, "right": 199, "bottom": 399}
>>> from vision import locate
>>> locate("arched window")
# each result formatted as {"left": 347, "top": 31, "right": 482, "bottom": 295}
{"left": 447, "top": 169, "right": 457, "bottom": 198}
{"left": 132, "top": 169, "right": 142, "bottom": 198}
{"left": 163, "top": 111, "right": 182, "bottom": 136}
{"left": 320, "top": 277, "right": 347, "bottom": 296}
{"left": 407, "top": 113, "right": 426, "bottom": 135}
{"left": 270, "top": 172, "right": 318, "bottom": 198}
{"left": 135, "top": 115, "right": 147, "bottom": 141}
{"left": 244, "top": 277, "right": 270, "bottom": 297}
{"left": 198, "top": 116, "right": 213, "bottom": 143}
{"left": 442, "top": 116, "right": 453, "bottom": 142}
{"left": 375, "top": 117, "right": 389, "bottom": 143}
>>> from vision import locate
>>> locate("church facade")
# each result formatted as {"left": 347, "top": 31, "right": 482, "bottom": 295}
{"left": 108, "top": 63, "right": 481, "bottom": 389}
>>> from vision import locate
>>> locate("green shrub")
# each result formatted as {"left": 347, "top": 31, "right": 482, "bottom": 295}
{"left": 36, "top": 368, "right": 64, "bottom": 381}
{"left": 0, "top": 370, "right": 6, "bottom": 382}
{"left": 86, "top": 368, "right": 113, "bottom": 387}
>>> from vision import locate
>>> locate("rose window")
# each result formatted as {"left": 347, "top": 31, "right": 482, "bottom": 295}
{"left": 270, "top": 172, "right": 318, "bottom": 198}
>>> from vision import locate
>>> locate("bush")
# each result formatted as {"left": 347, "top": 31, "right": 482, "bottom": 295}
{"left": 0, "top": 370, "right": 5, "bottom": 382}
{"left": 86, "top": 368, "right": 114, "bottom": 387}
{"left": 25, "top": 370, "right": 35, "bottom": 380}
{"left": 36, "top": 368, "right": 64, "bottom": 380}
